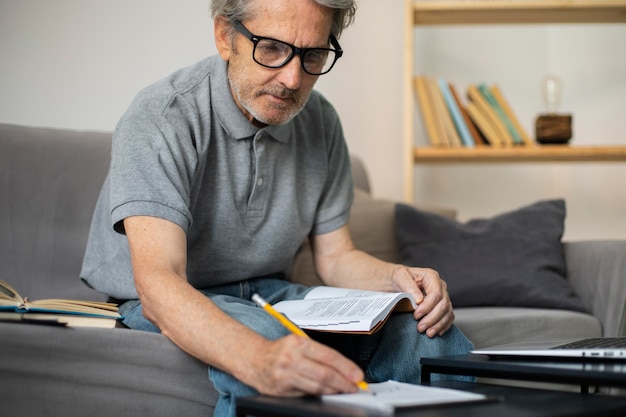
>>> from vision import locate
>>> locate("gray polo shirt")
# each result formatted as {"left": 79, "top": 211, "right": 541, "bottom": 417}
{"left": 80, "top": 56, "right": 353, "bottom": 300}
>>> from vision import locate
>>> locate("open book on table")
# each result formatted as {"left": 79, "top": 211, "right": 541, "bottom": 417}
{"left": 322, "top": 380, "right": 490, "bottom": 413}
{"left": 0, "top": 279, "right": 122, "bottom": 328}
{"left": 272, "top": 286, "right": 417, "bottom": 334}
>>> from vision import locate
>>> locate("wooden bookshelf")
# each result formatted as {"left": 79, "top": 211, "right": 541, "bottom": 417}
{"left": 414, "top": 145, "right": 626, "bottom": 164}
{"left": 412, "top": 1, "right": 626, "bottom": 25}
{"left": 403, "top": 0, "right": 626, "bottom": 201}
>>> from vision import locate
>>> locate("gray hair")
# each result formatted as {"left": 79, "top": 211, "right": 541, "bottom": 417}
{"left": 210, "top": 0, "right": 357, "bottom": 38}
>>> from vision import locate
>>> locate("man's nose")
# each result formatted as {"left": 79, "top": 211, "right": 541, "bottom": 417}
{"left": 276, "top": 55, "right": 303, "bottom": 90}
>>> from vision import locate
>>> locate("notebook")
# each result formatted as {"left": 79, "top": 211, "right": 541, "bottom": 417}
{"left": 472, "top": 337, "right": 626, "bottom": 360}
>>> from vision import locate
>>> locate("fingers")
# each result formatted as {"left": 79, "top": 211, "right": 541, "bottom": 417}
{"left": 415, "top": 272, "right": 455, "bottom": 337}
{"left": 413, "top": 270, "right": 447, "bottom": 318}
{"left": 390, "top": 265, "right": 424, "bottom": 304}
{"left": 293, "top": 337, "right": 363, "bottom": 394}
{"left": 392, "top": 266, "right": 455, "bottom": 338}
{"left": 417, "top": 298, "right": 455, "bottom": 337}
{"left": 257, "top": 335, "right": 363, "bottom": 397}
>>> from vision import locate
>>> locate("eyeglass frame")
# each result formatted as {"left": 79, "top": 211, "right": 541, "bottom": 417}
{"left": 232, "top": 20, "right": 343, "bottom": 76}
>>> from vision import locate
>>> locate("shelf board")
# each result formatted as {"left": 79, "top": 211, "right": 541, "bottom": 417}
{"left": 413, "top": 145, "right": 626, "bottom": 163}
{"left": 412, "top": 1, "right": 626, "bottom": 25}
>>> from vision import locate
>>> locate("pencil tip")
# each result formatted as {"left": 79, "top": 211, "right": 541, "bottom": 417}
{"left": 357, "top": 381, "right": 371, "bottom": 393}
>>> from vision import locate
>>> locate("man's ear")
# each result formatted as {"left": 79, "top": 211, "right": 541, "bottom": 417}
{"left": 214, "top": 15, "right": 234, "bottom": 61}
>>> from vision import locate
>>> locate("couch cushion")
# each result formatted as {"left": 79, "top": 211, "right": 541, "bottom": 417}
{"left": 454, "top": 307, "right": 602, "bottom": 349}
{"left": 395, "top": 199, "right": 586, "bottom": 312}
{"left": 0, "top": 124, "right": 111, "bottom": 301}
{"left": 0, "top": 322, "right": 216, "bottom": 416}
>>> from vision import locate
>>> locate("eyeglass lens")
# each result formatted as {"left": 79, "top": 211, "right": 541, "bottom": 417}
{"left": 254, "top": 38, "right": 336, "bottom": 75}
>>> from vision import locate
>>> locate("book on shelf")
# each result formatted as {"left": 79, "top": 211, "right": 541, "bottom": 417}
{"left": 438, "top": 78, "right": 475, "bottom": 148}
{"left": 489, "top": 84, "right": 534, "bottom": 146}
{"left": 322, "top": 380, "right": 491, "bottom": 413}
{"left": 477, "top": 84, "right": 523, "bottom": 145}
{"left": 414, "top": 76, "right": 529, "bottom": 149}
{"left": 0, "top": 279, "right": 122, "bottom": 328}
{"left": 467, "top": 84, "right": 514, "bottom": 146}
{"left": 466, "top": 101, "right": 503, "bottom": 147}
{"left": 428, "top": 77, "right": 462, "bottom": 147}
{"left": 448, "top": 82, "right": 486, "bottom": 147}
{"left": 414, "top": 76, "right": 446, "bottom": 147}
{"left": 272, "top": 286, "right": 417, "bottom": 335}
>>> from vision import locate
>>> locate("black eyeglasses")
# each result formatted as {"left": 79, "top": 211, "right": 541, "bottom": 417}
{"left": 233, "top": 20, "right": 343, "bottom": 76}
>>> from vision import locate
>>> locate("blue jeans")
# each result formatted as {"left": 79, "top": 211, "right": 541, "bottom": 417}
{"left": 119, "top": 277, "right": 474, "bottom": 417}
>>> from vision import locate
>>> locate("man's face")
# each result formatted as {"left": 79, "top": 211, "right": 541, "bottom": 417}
{"left": 215, "top": 0, "right": 334, "bottom": 127}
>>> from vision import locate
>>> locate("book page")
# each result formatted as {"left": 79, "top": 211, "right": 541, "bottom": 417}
{"left": 0, "top": 279, "right": 21, "bottom": 305}
{"left": 0, "top": 279, "right": 120, "bottom": 317}
{"left": 303, "top": 286, "right": 393, "bottom": 300}
{"left": 273, "top": 292, "right": 415, "bottom": 332}
{"left": 322, "top": 380, "right": 488, "bottom": 413}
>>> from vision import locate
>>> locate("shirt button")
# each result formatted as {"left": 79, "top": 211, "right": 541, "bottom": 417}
{"left": 257, "top": 178, "right": 264, "bottom": 186}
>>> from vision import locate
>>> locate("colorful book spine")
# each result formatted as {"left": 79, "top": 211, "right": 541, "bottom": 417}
{"left": 448, "top": 83, "right": 485, "bottom": 146}
{"left": 438, "top": 78, "right": 475, "bottom": 148}
{"left": 490, "top": 85, "right": 533, "bottom": 147}
{"left": 466, "top": 101, "right": 502, "bottom": 147}
{"left": 477, "top": 84, "right": 523, "bottom": 145}
{"left": 467, "top": 84, "right": 512, "bottom": 146}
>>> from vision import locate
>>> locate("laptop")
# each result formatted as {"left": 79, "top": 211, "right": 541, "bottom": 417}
{"left": 472, "top": 337, "right": 626, "bottom": 360}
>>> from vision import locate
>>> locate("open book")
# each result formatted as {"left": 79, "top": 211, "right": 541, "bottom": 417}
{"left": 0, "top": 279, "right": 121, "bottom": 328}
{"left": 272, "top": 287, "right": 417, "bottom": 334}
{"left": 322, "top": 380, "right": 490, "bottom": 413}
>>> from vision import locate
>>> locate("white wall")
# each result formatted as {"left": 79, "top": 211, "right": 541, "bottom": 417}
{"left": 0, "top": 0, "right": 214, "bottom": 129}
{"left": 1, "top": 1, "right": 625, "bottom": 240}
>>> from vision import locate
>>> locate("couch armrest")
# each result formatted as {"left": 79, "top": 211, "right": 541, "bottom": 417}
{"left": 563, "top": 240, "right": 626, "bottom": 337}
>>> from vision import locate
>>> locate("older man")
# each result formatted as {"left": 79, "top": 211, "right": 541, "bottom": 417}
{"left": 81, "top": 0, "right": 472, "bottom": 416}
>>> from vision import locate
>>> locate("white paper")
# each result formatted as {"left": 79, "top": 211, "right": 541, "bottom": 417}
{"left": 322, "top": 380, "right": 487, "bottom": 413}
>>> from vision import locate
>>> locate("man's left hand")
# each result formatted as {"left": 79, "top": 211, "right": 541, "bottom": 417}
{"left": 390, "top": 266, "right": 455, "bottom": 338}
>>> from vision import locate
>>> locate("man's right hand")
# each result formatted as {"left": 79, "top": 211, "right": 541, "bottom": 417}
{"left": 249, "top": 334, "right": 365, "bottom": 397}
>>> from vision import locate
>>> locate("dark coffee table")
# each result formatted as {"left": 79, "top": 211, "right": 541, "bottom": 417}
{"left": 235, "top": 381, "right": 626, "bottom": 416}
{"left": 420, "top": 354, "right": 626, "bottom": 393}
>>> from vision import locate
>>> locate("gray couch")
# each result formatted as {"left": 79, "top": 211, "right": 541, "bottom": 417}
{"left": 1, "top": 123, "right": 625, "bottom": 416}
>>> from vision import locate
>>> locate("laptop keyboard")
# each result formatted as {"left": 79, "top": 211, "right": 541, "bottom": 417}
{"left": 555, "top": 338, "right": 626, "bottom": 350}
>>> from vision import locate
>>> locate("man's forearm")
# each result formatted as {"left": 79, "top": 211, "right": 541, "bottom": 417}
{"left": 137, "top": 273, "right": 271, "bottom": 383}
{"left": 316, "top": 246, "right": 399, "bottom": 292}
{"left": 311, "top": 225, "right": 400, "bottom": 291}
{"left": 124, "top": 216, "right": 271, "bottom": 384}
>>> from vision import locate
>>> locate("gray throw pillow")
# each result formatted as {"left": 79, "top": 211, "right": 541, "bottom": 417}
{"left": 395, "top": 199, "right": 586, "bottom": 312}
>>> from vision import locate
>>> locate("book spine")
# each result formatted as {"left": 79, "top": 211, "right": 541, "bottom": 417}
{"left": 490, "top": 85, "right": 534, "bottom": 147}
{"left": 466, "top": 101, "right": 502, "bottom": 147}
{"left": 414, "top": 76, "right": 444, "bottom": 147}
{"left": 478, "top": 84, "right": 522, "bottom": 145}
{"left": 467, "top": 84, "right": 511, "bottom": 146}
{"left": 449, "top": 82, "right": 485, "bottom": 146}
{"left": 428, "top": 77, "right": 462, "bottom": 147}
{"left": 438, "top": 78, "right": 475, "bottom": 148}
{"left": 425, "top": 77, "right": 451, "bottom": 147}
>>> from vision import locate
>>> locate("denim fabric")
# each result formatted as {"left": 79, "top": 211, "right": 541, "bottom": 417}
{"left": 119, "top": 277, "right": 474, "bottom": 417}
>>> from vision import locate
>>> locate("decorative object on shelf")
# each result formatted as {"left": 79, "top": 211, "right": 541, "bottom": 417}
{"left": 535, "top": 75, "right": 573, "bottom": 145}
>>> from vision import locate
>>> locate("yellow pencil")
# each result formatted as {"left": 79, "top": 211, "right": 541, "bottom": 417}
{"left": 251, "top": 293, "right": 370, "bottom": 392}
{"left": 252, "top": 293, "right": 308, "bottom": 337}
